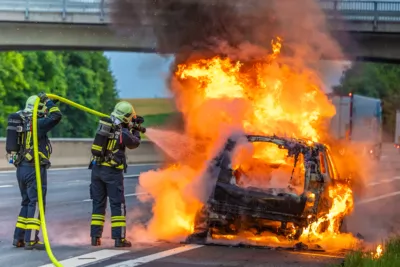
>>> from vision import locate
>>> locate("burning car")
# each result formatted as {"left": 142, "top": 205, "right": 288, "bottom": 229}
{"left": 186, "top": 134, "right": 352, "bottom": 244}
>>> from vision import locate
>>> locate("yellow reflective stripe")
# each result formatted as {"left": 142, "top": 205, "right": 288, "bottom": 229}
{"left": 111, "top": 216, "right": 125, "bottom": 221}
{"left": 111, "top": 215, "right": 126, "bottom": 227}
{"left": 26, "top": 132, "right": 31, "bottom": 149}
{"left": 18, "top": 216, "right": 27, "bottom": 222}
{"left": 26, "top": 218, "right": 41, "bottom": 231}
{"left": 26, "top": 224, "right": 40, "bottom": 231}
{"left": 16, "top": 222, "right": 26, "bottom": 229}
{"left": 49, "top": 107, "right": 60, "bottom": 112}
{"left": 111, "top": 222, "right": 126, "bottom": 227}
{"left": 38, "top": 152, "right": 48, "bottom": 160}
{"left": 26, "top": 218, "right": 41, "bottom": 224}
{"left": 107, "top": 139, "right": 117, "bottom": 150}
{"left": 92, "top": 144, "right": 102, "bottom": 151}
{"left": 107, "top": 139, "right": 116, "bottom": 150}
{"left": 92, "top": 214, "right": 105, "bottom": 219}
{"left": 16, "top": 216, "right": 27, "bottom": 229}
{"left": 100, "top": 162, "right": 124, "bottom": 169}
{"left": 91, "top": 221, "right": 105, "bottom": 226}
{"left": 91, "top": 214, "right": 105, "bottom": 226}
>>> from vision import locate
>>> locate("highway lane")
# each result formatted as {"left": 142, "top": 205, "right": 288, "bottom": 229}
{"left": 0, "top": 158, "right": 399, "bottom": 267}
{"left": 345, "top": 154, "right": 400, "bottom": 242}
{"left": 0, "top": 164, "right": 157, "bottom": 267}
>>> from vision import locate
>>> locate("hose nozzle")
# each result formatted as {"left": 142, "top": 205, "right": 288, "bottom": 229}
{"left": 132, "top": 124, "right": 146, "bottom": 134}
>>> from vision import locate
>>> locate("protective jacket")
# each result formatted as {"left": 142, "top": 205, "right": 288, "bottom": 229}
{"left": 90, "top": 117, "right": 141, "bottom": 172}
{"left": 17, "top": 101, "right": 62, "bottom": 167}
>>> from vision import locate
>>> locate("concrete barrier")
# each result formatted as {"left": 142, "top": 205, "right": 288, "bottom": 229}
{"left": 0, "top": 138, "right": 164, "bottom": 170}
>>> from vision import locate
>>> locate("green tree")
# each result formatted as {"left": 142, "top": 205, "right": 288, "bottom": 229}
{"left": 0, "top": 52, "right": 29, "bottom": 133}
{"left": 333, "top": 62, "right": 400, "bottom": 138}
{"left": 0, "top": 51, "right": 118, "bottom": 138}
{"left": 54, "top": 51, "right": 118, "bottom": 138}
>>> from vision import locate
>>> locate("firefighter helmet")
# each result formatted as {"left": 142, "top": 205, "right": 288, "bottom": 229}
{"left": 111, "top": 101, "right": 136, "bottom": 124}
{"left": 24, "top": 95, "right": 47, "bottom": 116}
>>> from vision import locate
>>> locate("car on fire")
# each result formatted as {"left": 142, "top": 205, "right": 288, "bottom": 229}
{"left": 186, "top": 134, "right": 351, "bottom": 243}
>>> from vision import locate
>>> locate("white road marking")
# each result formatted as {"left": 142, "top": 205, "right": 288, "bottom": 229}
{"left": 0, "top": 185, "right": 13, "bottom": 188}
{"left": 124, "top": 193, "right": 148, "bottom": 197}
{"left": 38, "top": 249, "right": 130, "bottom": 267}
{"left": 289, "top": 251, "right": 344, "bottom": 259}
{"left": 82, "top": 192, "right": 149, "bottom": 202}
{"left": 104, "top": 244, "right": 204, "bottom": 267}
{"left": 125, "top": 174, "right": 140, "bottom": 178}
{"left": 356, "top": 191, "right": 400, "bottom": 205}
{"left": 367, "top": 176, "right": 400, "bottom": 187}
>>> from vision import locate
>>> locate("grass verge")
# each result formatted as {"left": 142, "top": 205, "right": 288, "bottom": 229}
{"left": 333, "top": 237, "right": 400, "bottom": 267}
{"left": 122, "top": 98, "right": 176, "bottom": 116}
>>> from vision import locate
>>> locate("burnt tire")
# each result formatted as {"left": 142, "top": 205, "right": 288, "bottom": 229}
{"left": 293, "top": 227, "right": 303, "bottom": 240}
{"left": 186, "top": 206, "right": 210, "bottom": 244}
{"left": 185, "top": 231, "right": 208, "bottom": 244}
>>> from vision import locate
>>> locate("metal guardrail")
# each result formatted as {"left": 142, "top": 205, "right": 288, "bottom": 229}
{"left": 320, "top": 0, "right": 400, "bottom": 22}
{"left": 0, "top": 1, "right": 400, "bottom": 25}
{"left": 0, "top": 0, "right": 109, "bottom": 22}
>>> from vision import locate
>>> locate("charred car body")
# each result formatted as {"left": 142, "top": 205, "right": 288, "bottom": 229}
{"left": 187, "top": 134, "right": 350, "bottom": 243}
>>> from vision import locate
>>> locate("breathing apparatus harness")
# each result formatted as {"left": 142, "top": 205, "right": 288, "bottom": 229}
{"left": 6, "top": 110, "right": 52, "bottom": 168}
{"left": 89, "top": 115, "right": 128, "bottom": 172}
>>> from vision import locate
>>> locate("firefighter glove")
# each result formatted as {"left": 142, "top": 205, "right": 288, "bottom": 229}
{"left": 132, "top": 129, "right": 141, "bottom": 140}
{"left": 133, "top": 116, "right": 144, "bottom": 124}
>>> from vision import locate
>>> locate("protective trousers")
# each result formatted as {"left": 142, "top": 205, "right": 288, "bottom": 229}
{"left": 90, "top": 165, "right": 126, "bottom": 239}
{"left": 13, "top": 164, "right": 47, "bottom": 243}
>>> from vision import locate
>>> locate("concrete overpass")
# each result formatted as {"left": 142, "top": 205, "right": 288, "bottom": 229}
{"left": 1, "top": 0, "right": 400, "bottom": 61}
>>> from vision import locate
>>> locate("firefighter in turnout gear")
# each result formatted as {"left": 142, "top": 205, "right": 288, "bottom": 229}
{"left": 89, "top": 101, "right": 142, "bottom": 247}
{"left": 8, "top": 93, "right": 62, "bottom": 250}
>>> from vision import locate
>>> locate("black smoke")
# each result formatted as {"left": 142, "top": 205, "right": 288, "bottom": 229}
{"left": 109, "top": 0, "right": 279, "bottom": 58}
{"left": 109, "top": 0, "right": 345, "bottom": 64}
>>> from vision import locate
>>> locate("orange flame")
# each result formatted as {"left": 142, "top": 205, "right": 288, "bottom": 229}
{"left": 373, "top": 244, "right": 383, "bottom": 259}
{"left": 302, "top": 184, "right": 354, "bottom": 240}
{"left": 135, "top": 37, "right": 354, "bottom": 246}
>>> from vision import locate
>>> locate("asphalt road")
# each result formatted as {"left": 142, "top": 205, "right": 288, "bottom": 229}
{"left": 0, "top": 157, "right": 399, "bottom": 267}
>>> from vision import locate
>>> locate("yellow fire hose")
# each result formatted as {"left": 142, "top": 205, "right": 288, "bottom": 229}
{"left": 32, "top": 94, "right": 109, "bottom": 267}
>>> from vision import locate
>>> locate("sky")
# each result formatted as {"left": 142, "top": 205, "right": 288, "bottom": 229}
{"left": 104, "top": 52, "right": 350, "bottom": 99}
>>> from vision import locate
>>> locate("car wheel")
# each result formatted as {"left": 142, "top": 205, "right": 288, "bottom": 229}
{"left": 186, "top": 207, "right": 210, "bottom": 244}
{"left": 293, "top": 227, "right": 303, "bottom": 240}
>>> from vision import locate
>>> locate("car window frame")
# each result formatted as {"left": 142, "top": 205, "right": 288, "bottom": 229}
{"left": 325, "top": 148, "right": 340, "bottom": 180}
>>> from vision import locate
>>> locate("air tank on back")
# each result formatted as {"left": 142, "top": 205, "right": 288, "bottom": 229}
{"left": 6, "top": 112, "right": 24, "bottom": 154}
{"left": 91, "top": 116, "right": 114, "bottom": 159}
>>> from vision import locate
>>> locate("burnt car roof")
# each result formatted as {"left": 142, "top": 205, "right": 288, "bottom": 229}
{"left": 245, "top": 134, "right": 326, "bottom": 151}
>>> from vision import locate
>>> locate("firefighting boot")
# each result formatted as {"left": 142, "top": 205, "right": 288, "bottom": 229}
{"left": 24, "top": 241, "right": 45, "bottom": 250}
{"left": 115, "top": 238, "right": 132, "bottom": 248}
{"left": 12, "top": 239, "right": 25, "bottom": 248}
{"left": 91, "top": 237, "right": 101, "bottom": 246}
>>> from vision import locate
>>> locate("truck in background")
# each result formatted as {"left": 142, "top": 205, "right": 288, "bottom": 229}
{"left": 327, "top": 93, "right": 383, "bottom": 161}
